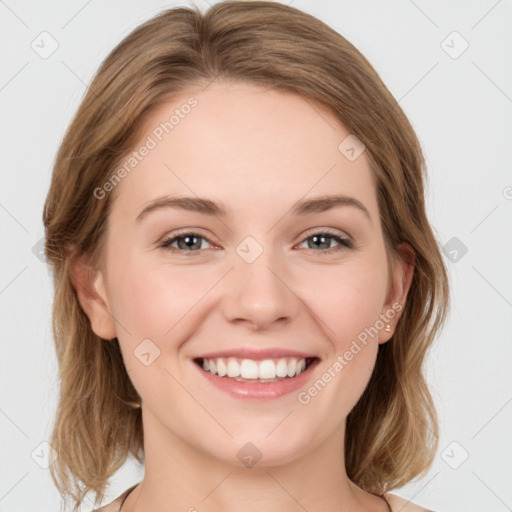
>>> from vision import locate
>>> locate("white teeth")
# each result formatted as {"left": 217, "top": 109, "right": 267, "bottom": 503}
{"left": 240, "top": 359, "right": 259, "bottom": 379}
{"left": 199, "top": 356, "right": 310, "bottom": 379}
{"left": 227, "top": 358, "right": 239, "bottom": 377}
{"left": 217, "top": 358, "right": 228, "bottom": 377}
{"left": 259, "top": 359, "right": 276, "bottom": 379}
{"left": 287, "top": 358, "right": 297, "bottom": 377}
{"left": 276, "top": 358, "right": 288, "bottom": 377}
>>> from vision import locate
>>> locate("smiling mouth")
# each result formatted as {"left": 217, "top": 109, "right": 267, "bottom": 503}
{"left": 193, "top": 356, "right": 319, "bottom": 382}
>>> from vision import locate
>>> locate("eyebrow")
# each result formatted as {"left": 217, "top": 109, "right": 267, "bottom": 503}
{"left": 135, "top": 194, "right": 372, "bottom": 224}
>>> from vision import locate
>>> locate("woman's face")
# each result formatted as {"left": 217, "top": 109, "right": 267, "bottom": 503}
{"left": 82, "top": 80, "right": 411, "bottom": 467}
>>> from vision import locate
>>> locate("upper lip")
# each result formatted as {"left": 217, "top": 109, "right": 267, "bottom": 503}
{"left": 195, "top": 348, "right": 319, "bottom": 361}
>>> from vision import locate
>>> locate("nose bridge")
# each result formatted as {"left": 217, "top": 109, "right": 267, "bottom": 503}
{"left": 223, "top": 234, "right": 298, "bottom": 328}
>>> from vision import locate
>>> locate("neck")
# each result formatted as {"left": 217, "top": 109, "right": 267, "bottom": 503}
{"left": 120, "top": 407, "right": 390, "bottom": 512}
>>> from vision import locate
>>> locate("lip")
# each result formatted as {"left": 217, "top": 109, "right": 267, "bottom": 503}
{"left": 193, "top": 357, "right": 320, "bottom": 400}
{"left": 195, "top": 348, "right": 318, "bottom": 361}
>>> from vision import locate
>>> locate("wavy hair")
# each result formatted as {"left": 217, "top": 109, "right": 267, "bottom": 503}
{"left": 43, "top": 1, "right": 450, "bottom": 509}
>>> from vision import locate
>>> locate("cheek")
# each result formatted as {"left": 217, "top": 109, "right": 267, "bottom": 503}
{"left": 299, "top": 260, "right": 389, "bottom": 344}
{"left": 107, "top": 247, "right": 389, "bottom": 345}
{"left": 108, "top": 259, "right": 206, "bottom": 341}
{"left": 105, "top": 260, "right": 210, "bottom": 400}
{"left": 296, "top": 260, "right": 388, "bottom": 406}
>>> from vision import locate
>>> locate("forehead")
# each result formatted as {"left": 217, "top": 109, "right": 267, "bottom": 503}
{"left": 110, "top": 80, "right": 378, "bottom": 222}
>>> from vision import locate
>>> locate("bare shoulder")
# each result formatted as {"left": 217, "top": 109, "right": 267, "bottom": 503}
{"left": 385, "top": 492, "right": 435, "bottom": 512}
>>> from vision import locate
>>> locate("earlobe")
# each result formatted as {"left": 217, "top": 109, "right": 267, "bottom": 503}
{"left": 68, "top": 252, "right": 117, "bottom": 340}
{"left": 379, "top": 242, "right": 415, "bottom": 343}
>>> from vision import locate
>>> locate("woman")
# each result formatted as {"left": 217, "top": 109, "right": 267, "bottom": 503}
{"left": 43, "top": 2, "right": 449, "bottom": 511}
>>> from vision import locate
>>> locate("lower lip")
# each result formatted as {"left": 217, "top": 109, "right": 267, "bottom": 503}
{"left": 193, "top": 359, "right": 320, "bottom": 400}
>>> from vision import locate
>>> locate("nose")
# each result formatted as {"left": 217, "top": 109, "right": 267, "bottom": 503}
{"left": 222, "top": 248, "right": 300, "bottom": 331}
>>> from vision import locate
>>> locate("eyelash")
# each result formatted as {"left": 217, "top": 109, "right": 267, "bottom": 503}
{"left": 158, "top": 229, "right": 354, "bottom": 255}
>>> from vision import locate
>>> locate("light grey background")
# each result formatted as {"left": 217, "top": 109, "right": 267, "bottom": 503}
{"left": 1, "top": 1, "right": 511, "bottom": 511}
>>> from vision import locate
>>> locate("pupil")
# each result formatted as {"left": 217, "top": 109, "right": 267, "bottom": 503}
{"left": 180, "top": 235, "right": 200, "bottom": 250}
{"left": 310, "top": 235, "right": 329, "bottom": 250}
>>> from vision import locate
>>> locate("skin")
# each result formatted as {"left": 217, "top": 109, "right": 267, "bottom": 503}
{"left": 72, "top": 80, "right": 417, "bottom": 512}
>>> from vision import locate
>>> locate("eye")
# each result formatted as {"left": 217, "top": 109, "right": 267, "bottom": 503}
{"left": 297, "top": 230, "right": 353, "bottom": 254}
{"left": 159, "top": 231, "right": 214, "bottom": 253}
{"left": 158, "top": 229, "right": 353, "bottom": 255}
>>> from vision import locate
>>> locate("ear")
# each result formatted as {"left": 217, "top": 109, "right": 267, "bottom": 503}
{"left": 379, "top": 242, "right": 415, "bottom": 343}
{"left": 68, "top": 252, "right": 117, "bottom": 340}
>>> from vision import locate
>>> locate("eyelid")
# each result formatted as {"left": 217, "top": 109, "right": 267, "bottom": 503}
{"left": 157, "top": 228, "right": 217, "bottom": 249}
{"left": 299, "top": 227, "right": 353, "bottom": 245}
{"left": 158, "top": 227, "right": 354, "bottom": 254}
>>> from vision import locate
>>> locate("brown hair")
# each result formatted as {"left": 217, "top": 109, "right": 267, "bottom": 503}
{"left": 43, "top": 1, "right": 450, "bottom": 509}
